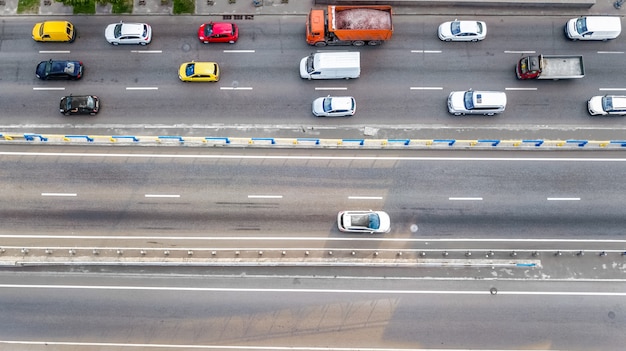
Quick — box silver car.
[337,210,390,234]
[438,20,487,42]
[588,95,626,116]
[312,96,356,117]
[448,90,506,116]
[105,22,152,45]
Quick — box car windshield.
[450,22,461,35]
[463,91,475,110]
[323,98,333,112]
[368,213,380,229]
[113,24,123,38]
[205,23,214,36]
[575,17,588,35]
[602,96,613,111]
[185,63,195,77]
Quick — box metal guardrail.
[2,133,626,150]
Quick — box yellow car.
[178,61,220,82]
[32,21,76,42]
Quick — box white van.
[565,16,621,41]
[300,52,360,80]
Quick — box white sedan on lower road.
[337,210,390,234]
[438,20,487,42]
[312,96,356,117]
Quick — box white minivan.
[300,52,360,80]
[565,16,621,41]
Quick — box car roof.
[327,96,353,110]
[120,23,145,35]
[457,21,481,33]
[189,62,218,74]
[471,91,506,107]
[210,22,234,34]
[608,96,626,110]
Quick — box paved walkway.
[0,0,623,16]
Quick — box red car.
[198,22,239,44]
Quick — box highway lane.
[2,16,626,134]
[1,147,626,246]
[0,272,624,350]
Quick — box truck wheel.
[367,41,381,46]
[352,40,365,46]
[314,42,327,47]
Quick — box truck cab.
[516,55,540,79]
[306,9,326,46]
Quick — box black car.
[36,59,83,80]
[59,95,99,116]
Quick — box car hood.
[438,22,453,37]
[104,24,116,40]
[588,96,605,115]
[312,97,325,114]
[448,91,466,110]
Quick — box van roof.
[581,16,621,32]
[314,52,360,69]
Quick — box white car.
[448,90,507,116]
[588,95,626,116]
[438,20,487,42]
[105,22,152,45]
[337,210,390,234]
[312,96,356,117]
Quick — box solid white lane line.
[599,88,626,91]
[348,196,383,200]
[547,197,580,201]
[1,235,625,243]
[126,87,158,90]
[504,50,536,54]
[223,50,255,53]
[145,194,180,198]
[315,87,348,90]
[0,285,625,297]
[33,87,65,91]
[505,87,537,91]
[410,87,443,90]
[41,193,77,197]
[4,152,626,163]
[130,50,162,54]
[248,195,283,199]
[449,197,483,201]
[411,50,442,53]
[220,87,253,90]
[597,51,624,54]
[39,50,70,54]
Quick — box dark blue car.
[36,59,83,80]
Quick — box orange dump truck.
[306,5,393,47]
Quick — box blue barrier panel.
[158,136,184,143]
[567,140,588,147]
[251,138,276,144]
[24,134,48,142]
[522,139,544,147]
[65,135,93,142]
[610,140,626,147]
[205,137,231,144]
[296,138,320,145]
[433,139,456,146]
[478,139,501,146]
[112,135,140,142]
[342,139,365,145]
[516,263,537,267]
[388,139,411,146]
